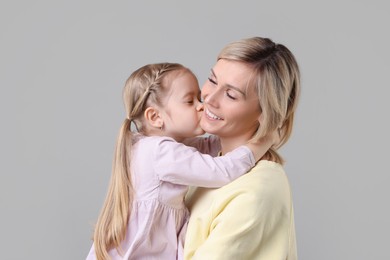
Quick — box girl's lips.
[205,109,223,120]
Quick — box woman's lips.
[205,109,223,120]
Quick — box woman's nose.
[202,87,218,107]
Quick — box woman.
[184,37,300,260]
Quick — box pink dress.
[86,135,255,260]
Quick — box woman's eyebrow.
[211,69,246,97]
[226,84,246,97]
[210,69,217,79]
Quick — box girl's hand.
[246,130,279,162]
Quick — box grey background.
[1,0,389,259]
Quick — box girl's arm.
[154,137,273,188]
[183,131,278,160]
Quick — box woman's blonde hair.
[218,37,301,164]
[93,63,189,260]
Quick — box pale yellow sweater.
[184,160,297,260]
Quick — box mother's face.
[200,59,261,141]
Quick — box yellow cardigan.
[184,160,297,260]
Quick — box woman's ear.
[144,107,164,129]
[257,113,264,125]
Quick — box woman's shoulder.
[188,160,293,219]
[219,160,292,204]
[250,160,287,180]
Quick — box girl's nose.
[196,102,204,112]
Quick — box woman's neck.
[219,135,251,155]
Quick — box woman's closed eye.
[208,77,217,85]
[226,89,237,100]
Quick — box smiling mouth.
[205,109,223,120]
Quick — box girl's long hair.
[92,63,188,259]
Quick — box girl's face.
[161,71,205,142]
[200,59,261,144]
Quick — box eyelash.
[208,77,217,85]
[226,90,236,100]
[207,77,237,100]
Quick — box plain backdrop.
[1,0,389,259]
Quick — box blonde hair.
[93,63,189,260]
[218,37,301,164]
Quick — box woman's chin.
[200,120,221,134]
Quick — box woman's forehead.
[213,60,253,82]
[213,59,256,93]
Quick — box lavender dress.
[86,135,254,260]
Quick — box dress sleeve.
[190,193,292,260]
[153,138,255,187]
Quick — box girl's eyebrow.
[211,69,246,97]
[181,89,200,99]
[182,92,195,98]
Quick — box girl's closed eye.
[185,96,198,105]
[186,100,194,104]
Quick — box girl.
[87,63,274,260]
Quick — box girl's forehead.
[165,69,196,85]
[165,71,200,98]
